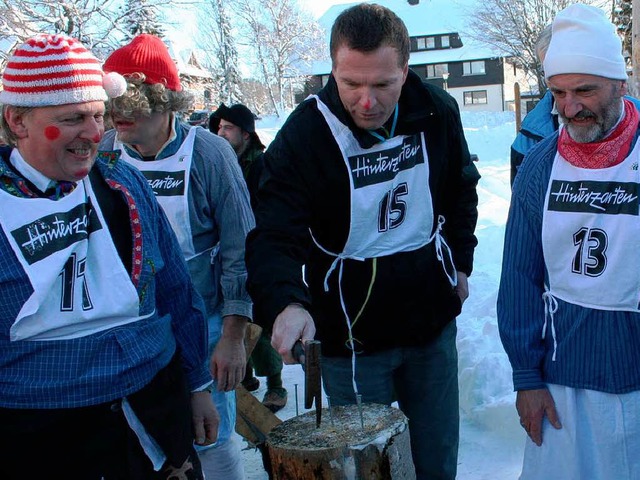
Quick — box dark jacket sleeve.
[246,153,265,211]
[245,110,315,328]
[440,94,480,276]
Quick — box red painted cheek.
[44,126,60,140]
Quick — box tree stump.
[266,403,415,480]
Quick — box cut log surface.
[267,403,415,480]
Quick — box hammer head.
[292,340,322,427]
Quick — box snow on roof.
[311,0,503,75]
[165,39,213,79]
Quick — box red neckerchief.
[558,99,638,169]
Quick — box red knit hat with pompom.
[103,34,182,91]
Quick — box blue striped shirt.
[0,149,210,408]
[497,131,640,394]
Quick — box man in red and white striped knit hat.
[0,34,218,479]
[499,4,640,479]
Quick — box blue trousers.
[321,321,459,480]
[204,312,236,446]
[195,313,244,480]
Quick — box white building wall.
[502,60,531,114]
[446,84,504,112]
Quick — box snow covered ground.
[239,110,525,479]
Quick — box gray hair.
[0,105,32,146]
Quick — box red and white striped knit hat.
[0,34,126,107]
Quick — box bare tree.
[463,0,609,94]
[122,0,166,41]
[0,3,25,70]
[240,78,271,115]
[233,0,325,116]
[611,0,632,64]
[0,0,173,58]
[197,0,243,105]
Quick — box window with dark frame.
[415,36,436,51]
[463,90,488,105]
[426,64,449,78]
[463,60,486,75]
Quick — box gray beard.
[565,122,606,144]
[560,99,623,144]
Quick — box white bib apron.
[312,96,457,287]
[313,96,434,261]
[542,139,640,312]
[540,136,640,360]
[115,128,199,260]
[0,179,147,341]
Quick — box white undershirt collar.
[9,149,54,192]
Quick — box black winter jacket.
[246,70,480,356]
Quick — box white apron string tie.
[542,289,559,361]
[429,215,458,287]
[309,229,364,399]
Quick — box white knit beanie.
[544,3,627,81]
[0,34,126,107]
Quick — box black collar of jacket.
[317,69,441,149]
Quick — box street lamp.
[442,72,450,91]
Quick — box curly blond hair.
[107,73,193,119]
